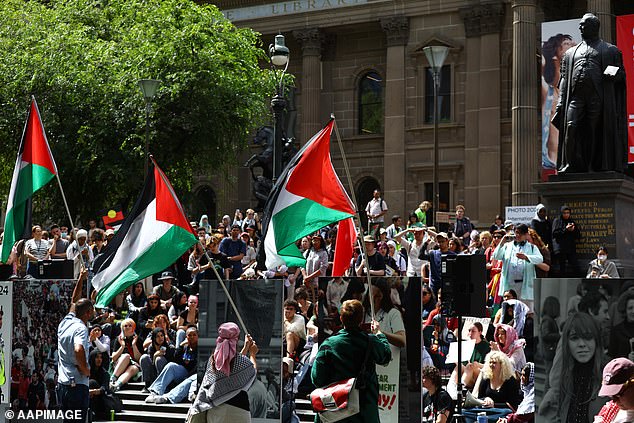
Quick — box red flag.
[617,14,634,163]
[332,218,357,277]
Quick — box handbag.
[310,335,372,422]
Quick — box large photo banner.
[617,14,634,163]
[0,282,12,405]
[540,19,581,179]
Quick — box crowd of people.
[2,192,633,423]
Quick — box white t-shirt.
[284,313,306,341]
[365,198,388,223]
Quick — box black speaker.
[37,259,74,279]
[440,254,487,317]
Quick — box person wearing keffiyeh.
[187,322,258,423]
[492,324,527,374]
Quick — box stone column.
[511,0,539,205]
[587,0,612,42]
[380,16,409,218]
[293,28,324,145]
[460,2,504,222]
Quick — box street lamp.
[269,34,289,182]
[138,79,161,175]
[423,45,449,220]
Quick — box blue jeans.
[164,374,196,403]
[175,329,186,347]
[140,354,168,387]
[56,383,89,423]
[149,362,188,395]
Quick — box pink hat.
[599,358,634,397]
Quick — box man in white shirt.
[283,299,306,360]
[365,190,388,235]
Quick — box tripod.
[451,314,466,423]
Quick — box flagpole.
[200,241,249,335]
[54,175,87,285]
[332,116,375,321]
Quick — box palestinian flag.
[1,97,57,262]
[92,158,196,307]
[260,119,355,269]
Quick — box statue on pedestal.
[552,13,627,173]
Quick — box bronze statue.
[552,13,627,173]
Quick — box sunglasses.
[493,235,503,239]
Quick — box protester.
[587,247,620,279]
[110,318,143,392]
[125,282,147,322]
[311,299,391,423]
[145,326,199,404]
[362,278,405,348]
[530,204,552,249]
[283,299,306,361]
[552,205,581,277]
[492,223,543,309]
[491,324,526,373]
[422,365,453,423]
[463,351,522,421]
[57,298,95,423]
[188,323,258,422]
[594,358,634,423]
[450,205,474,243]
[88,350,116,420]
[25,225,49,277]
[219,224,247,278]
[140,327,176,392]
[497,362,535,423]
[176,295,199,346]
[539,312,608,421]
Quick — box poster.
[0,282,11,404]
[616,14,634,163]
[377,346,399,423]
[505,206,536,225]
[540,19,582,179]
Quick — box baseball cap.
[598,358,634,397]
[436,232,449,240]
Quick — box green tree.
[0,0,274,225]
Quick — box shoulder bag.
[310,335,372,423]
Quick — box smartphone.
[360,322,372,333]
[629,337,634,352]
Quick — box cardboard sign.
[377,346,400,423]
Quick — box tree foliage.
[0,0,274,224]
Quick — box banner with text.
[617,14,634,163]
[377,346,399,423]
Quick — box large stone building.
[197,0,633,231]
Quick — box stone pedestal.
[534,172,634,276]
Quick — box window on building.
[424,65,451,124]
[424,182,450,211]
[358,72,383,135]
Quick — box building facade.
[197,0,632,229]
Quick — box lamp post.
[423,46,449,219]
[138,79,161,175]
[269,34,290,182]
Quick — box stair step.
[115,410,187,423]
[123,398,191,412]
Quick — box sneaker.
[155,396,169,404]
[111,382,122,393]
[141,387,150,393]
[145,394,157,403]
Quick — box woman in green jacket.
[311,299,392,423]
